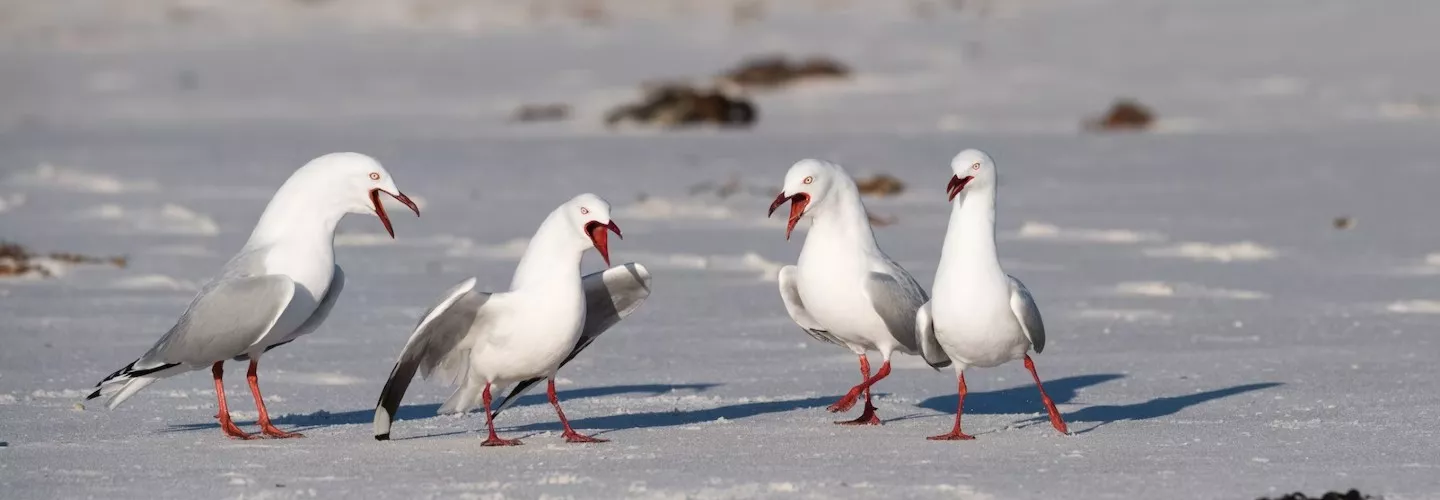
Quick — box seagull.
[85,152,420,439]
[768,159,950,425]
[372,193,651,445]
[916,149,1069,440]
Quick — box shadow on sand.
[914,374,1280,433]
[913,374,1125,417]
[163,375,1282,438]
[163,383,718,434]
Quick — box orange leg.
[1023,355,1070,435]
[246,359,303,439]
[928,371,975,441]
[211,362,254,440]
[835,355,881,425]
[481,383,522,447]
[827,358,892,413]
[548,379,607,443]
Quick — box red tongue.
[589,223,610,267]
[785,194,810,240]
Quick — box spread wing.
[777,265,845,347]
[1008,275,1046,353]
[913,301,950,368]
[866,264,950,369]
[492,263,653,417]
[373,278,490,440]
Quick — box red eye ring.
[802,176,813,184]
[369,172,381,180]
[971,163,981,171]
[580,207,590,215]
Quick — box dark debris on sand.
[1084,98,1155,132]
[605,83,756,129]
[855,174,905,197]
[1258,489,1380,500]
[0,241,127,278]
[721,55,851,89]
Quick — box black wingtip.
[85,389,102,401]
[375,433,390,441]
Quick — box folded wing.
[88,274,295,408]
[866,264,950,369]
[1008,275,1046,353]
[777,265,846,347]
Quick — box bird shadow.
[1052,382,1282,433]
[906,373,1125,419]
[161,383,719,434]
[500,395,837,435]
[908,374,1281,434]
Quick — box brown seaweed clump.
[721,55,851,89]
[1084,98,1155,131]
[0,241,126,279]
[855,174,905,197]
[605,83,756,129]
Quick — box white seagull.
[917,149,1069,440]
[372,193,651,445]
[768,159,950,425]
[86,152,420,439]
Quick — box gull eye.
[802,176,814,184]
[580,207,590,215]
[971,163,981,171]
[369,172,381,180]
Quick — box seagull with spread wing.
[372,193,650,445]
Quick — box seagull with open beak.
[768,159,950,425]
[916,148,1070,440]
[86,152,420,439]
[374,193,653,445]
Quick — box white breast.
[248,242,335,352]
[470,287,586,385]
[795,248,893,353]
[931,275,1028,368]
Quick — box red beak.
[767,192,811,241]
[586,220,623,267]
[370,189,422,238]
[946,175,973,202]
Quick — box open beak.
[946,175,973,202]
[585,220,623,267]
[767,192,811,241]
[370,189,422,239]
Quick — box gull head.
[293,152,420,238]
[947,148,996,202]
[563,193,622,267]
[768,159,840,240]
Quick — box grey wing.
[1008,275,1046,353]
[240,265,345,359]
[143,275,296,368]
[866,267,951,369]
[87,274,295,407]
[914,301,950,368]
[777,265,845,347]
[494,262,653,417]
[374,278,490,440]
